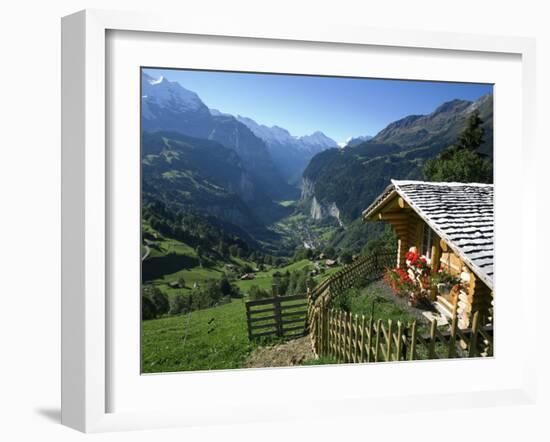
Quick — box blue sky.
[143,68,492,144]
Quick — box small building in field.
[362,180,493,329]
[240,273,255,280]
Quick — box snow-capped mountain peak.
[299,131,338,149]
[141,72,206,115]
[236,116,295,146]
[236,116,338,152]
[148,75,164,85]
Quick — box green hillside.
[143,216,342,301]
[142,299,251,372]
[302,94,494,226]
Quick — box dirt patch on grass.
[245,336,316,368]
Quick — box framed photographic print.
[61,9,537,432]
[139,66,494,374]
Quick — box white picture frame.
[61,9,537,433]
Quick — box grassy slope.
[143,222,249,297]
[142,278,437,373]
[235,259,310,292]
[234,259,342,293]
[350,284,417,325]
[343,281,452,358]
[154,263,226,297]
[141,217,346,373]
[142,299,252,373]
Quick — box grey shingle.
[363,180,494,290]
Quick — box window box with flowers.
[431,268,461,296]
[384,247,461,309]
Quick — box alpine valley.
[141,70,493,281]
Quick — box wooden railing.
[245,294,308,341]
[307,252,493,361]
[307,251,396,325]
[312,305,492,362]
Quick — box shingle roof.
[363,180,494,290]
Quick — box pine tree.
[455,111,484,151]
[424,110,492,183]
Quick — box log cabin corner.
[362,180,494,330]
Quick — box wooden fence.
[311,302,493,362]
[246,294,308,341]
[307,251,396,323]
[307,252,493,361]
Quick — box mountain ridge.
[141,72,338,188]
[235,115,338,184]
[141,71,493,256]
[369,93,493,156]
[141,72,296,200]
[141,131,291,244]
[301,93,493,226]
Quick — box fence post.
[274,296,282,338]
[317,307,322,355]
[349,312,354,362]
[409,321,417,360]
[401,324,408,361]
[342,312,348,362]
[360,315,366,362]
[343,311,348,362]
[318,300,323,356]
[367,317,374,362]
[351,313,357,362]
[374,319,381,362]
[428,319,437,359]
[468,311,480,357]
[245,303,253,341]
[337,310,343,363]
[305,287,311,334]
[321,298,327,357]
[396,321,403,361]
[386,320,393,362]
[328,309,333,359]
[448,303,458,358]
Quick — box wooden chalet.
[362,180,494,329]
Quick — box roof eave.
[391,182,494,291]
[361,183,397,220]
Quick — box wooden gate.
[245,294,308,341]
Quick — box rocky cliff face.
[310,197,343,226]
[301,177,315,200]
[301,178,343,226]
